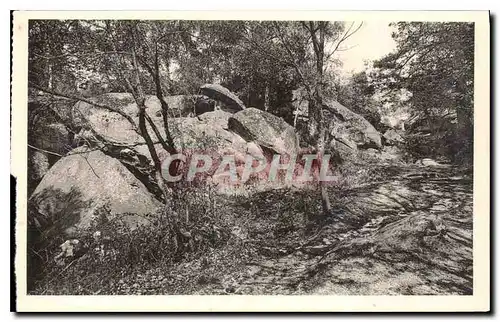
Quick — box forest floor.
[31,162,473,295]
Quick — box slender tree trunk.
[153,44,176,153]
[124,27,171,201]
[293,105,300,129]
[312,90,332,216]
[308,21,332,217]
[247,80,252,107]
[264,82,270,111]
[136,95,170,201]
[47,64,53,90]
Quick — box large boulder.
[329,135,358,161]
[161,95,198,117]
[72,95,250,163]
[71,93,136,129]
[70,94,300,190]
[73,93,197,129]
[200,84,246,112]
[197,110,232,129]
[29,147,162,238]
[228,108,299,156]
[325,100,382,150]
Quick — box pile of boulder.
[28,84,300,237]
[28,83,394,238]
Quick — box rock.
[73,94,247,178]
[167,116,245,153]
[325,100,382,149]
[71,93,136,129]
[415,158,444,167]
[29,147,162,238]
[196,110,232,129]
[28,150,50,192]
[29,97,75,130]
[329,135,358,161]
[54,239,85,265]
[200,84,246,112]
[71,93,302,190]
[32,123,71,156]
[245,141,265,160]
[228,108,299,156]
[73,93,197,129]
[194,96,216,116]
[161,95,197,117]
[383,129,404,145]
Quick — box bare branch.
[325,22,364,62]
[28,144,63,157]
[144,112,176,154]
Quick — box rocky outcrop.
[50,92,309,199]
[325,100,382,150]
[289,92,383,161]
[73,93,197,129]
[200,84,246,112]
[29,147,162,238]
[72,94,295,162]
[67,96,280,192]
[228,108,299,156]
[316,100,382,161]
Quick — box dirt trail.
[197,164,473,295]
[76,163,473,296]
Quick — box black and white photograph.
[11,10,490,312]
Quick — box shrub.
[27,184,234,294]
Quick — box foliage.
[27,184,234,294]
[335,71,387,133]
[26,20,476,296]
[370,22,474,164]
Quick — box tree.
[371,22,474,163]
[28,19,364,219]
[335,70,386,132]
[272,21,363,217]
[29,20,184,200]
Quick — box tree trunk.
[264,82,270,112]
[312,92,332,217]
[47,64,53,90]
[126,30,171,201]
[308,21,332,217]
[293,105,300,129]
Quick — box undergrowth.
[28,162,385,295]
